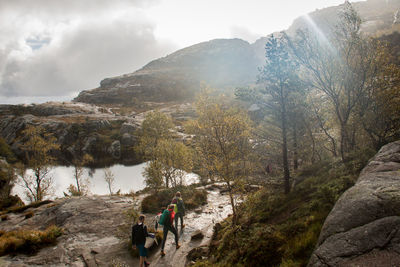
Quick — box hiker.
[154,207,164,231]
[159,205,180,256]
[132,215,151,267]
[171,191,185,230]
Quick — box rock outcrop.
[0,196,137,266]
[0,185,233,266]
[308,140,400,266]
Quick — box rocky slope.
[73,0,400,106]
[74,38,260,105]
[0,102,195,166]
[308,140,400,266]
[0,185,232,266]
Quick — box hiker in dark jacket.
[132,215,150,267]
[159,205,180,257]
[171,191,185,230]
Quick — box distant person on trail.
[132,215,152,267]
[159,205,180,256]
[171,191,186,230]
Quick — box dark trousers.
[161,224,178,251]
[175,212,184,229]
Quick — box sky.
[0,0,346,104]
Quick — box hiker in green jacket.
[159,205,180,256]
[171,191,186,230]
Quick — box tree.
[138,110,193,190]
[103,168,115,196]
[69,153,93,196]
[136,111,174,160]
[357,40,400,149]
[188,92,253,225]
[239,33,301,194]
[289,2,382,161]
[143,139,193,189]
[17,126,60,202]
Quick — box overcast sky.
[0,0,346,104]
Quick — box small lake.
[13,163,199,201]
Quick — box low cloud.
[0,0,176,101]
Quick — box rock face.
[0,102,141,166]
[0,196,137,266]
[308,141,400,266]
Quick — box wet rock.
[191,230,204,241]
[308,140,400,266]
[0,196,136,266]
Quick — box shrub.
[4,200,52,215]
[141,186,207,213]
[201,159,361,266]
[0,225,63,256]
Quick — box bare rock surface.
[308,140,400,267]
[0,186,232,266]
[0,195,137,266]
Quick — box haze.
[0,0,346,104]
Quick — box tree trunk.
[293,123,298,170]
[282,110,291,194]
[227,181,237,226]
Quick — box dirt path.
[146,188,231,267]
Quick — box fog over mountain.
[0,0,347,104]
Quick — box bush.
[141,186,207,213]
[200,159,361,267]
[0,225,63,256]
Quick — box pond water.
[13,163,199,201]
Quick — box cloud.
[0,0,176,101]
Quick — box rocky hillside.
[308,140,400,266]
[73,0,400,106]
[0,185,232,266]
[74,39,260,105]
[0,102,195,166]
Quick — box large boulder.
[308,141,400,266]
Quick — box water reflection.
[13,163,147,201]
[13,163,199,201]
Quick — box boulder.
[191,230,204,241]
[308,141,400,266]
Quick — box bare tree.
[103,168,115,196]
[17,126,59,202]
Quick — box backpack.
[132,224,146,245]
[173,203,178,213]
[177,198,184,213]
[158,209,170,226]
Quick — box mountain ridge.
[73,0,400,106]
